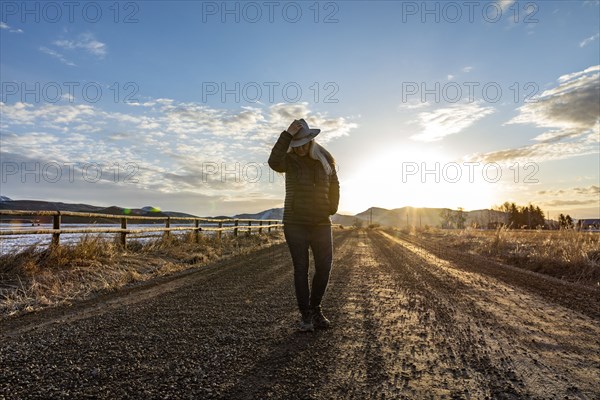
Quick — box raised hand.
[286,120,303,136]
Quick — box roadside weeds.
[0,231,285,318]
[387,226,600,286]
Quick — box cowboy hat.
[290,119,320,147]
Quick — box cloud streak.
[40,33,107,65]
[542,199,598,207]
[496,0,516,11]
[0,21,23,33]
[538,185,599,197]
[410,102,495,142]
[53,33,107,58]
[580,33,599,47]
[39,47,76,67]
[470,65,600,164]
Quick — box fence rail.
[0,210,282,248]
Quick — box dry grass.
[0,231,284,318]
[397,227,600,286]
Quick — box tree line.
[495,202,574,229]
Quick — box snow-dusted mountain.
[234,208,284,220]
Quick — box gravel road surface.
[1,228,598,399]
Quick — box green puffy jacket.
[268,131,340,225]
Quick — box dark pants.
[283,223,333,313]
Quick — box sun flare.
[340,146,498,214]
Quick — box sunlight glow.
[339,145,499,214]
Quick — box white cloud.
[469,65,600,164]
[0,100,358,198]
[398,100,431,110]
[557,65,600,83]
[508,65,599,134]
[462,66,473,73]
[410,102,495,142]
[73,123,102,133]
[1,132,59,146]
[39,47,76,67]
[536,185,600,209]
[496,0,516,11]
[61,93,75,102]
[1,102,96,127]
[259,102,357,143]
[52,33,107,58]
[580,33,600,48]
[469,136,598,165]
[538,186,600,197]
[41,33,108,65]
[542,199,597,207]
[0,22,23,33]
[108,132,131,141]
[531,128,583,142]
[447,74,455,80]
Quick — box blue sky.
[1,0,599,218]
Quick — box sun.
[339,145,499,214]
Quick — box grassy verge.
[0,231,285,318]
[387,226,600,286]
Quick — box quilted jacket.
[268,131,340,225]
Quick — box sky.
[1,0,599,218]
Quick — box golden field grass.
[394,226,600,286]
[0,231,285,318]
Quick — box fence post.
[218,221,223,240]
[195,219,200,243]
[258,220,263,234]
[234,219,239,237]
[120,217,127,248]
[51,213,61,247]
[247,220,252,236]
[165,217,171,239]
[268,220,271,233]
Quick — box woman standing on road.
[268,119,340,332]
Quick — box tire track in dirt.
[317,229,389,399]
[371,230,529,398]
[333,229,510,399]
[372,229,600,399]
[394,230,599,320]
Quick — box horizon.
[1,1,599,219]
[0,196,597,220]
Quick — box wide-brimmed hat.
[290,119,320,147]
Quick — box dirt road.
[1,229,598,399]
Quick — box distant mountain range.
[342,206,507,228]
[0,199,198,224]
[0,198,283,224]
[234,207,284,221]
[0,198,508,227]
[216,205,508,228]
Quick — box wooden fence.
[0,210,282,249]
